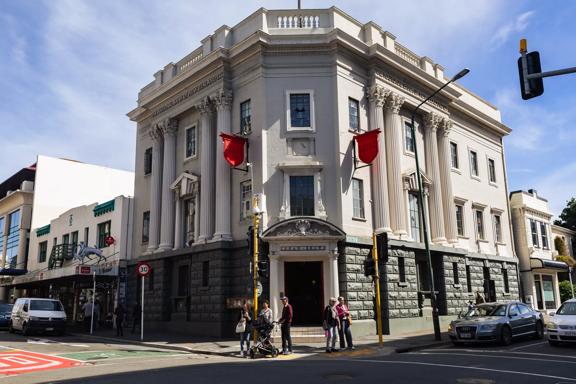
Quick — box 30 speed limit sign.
[137,262,152,277]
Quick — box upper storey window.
[185,126,197,159]
[144,147,152,175]
[240,100,252,135]
[469,150,479,178]
[290,176,315,216]
[348,98,360,132]
[287,90,315,131]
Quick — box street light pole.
[410,68,469,341]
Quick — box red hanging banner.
[354,129,381,164]
[220,133,247,167]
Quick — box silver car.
[448,301,544,346]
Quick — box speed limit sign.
[137,262,152,277]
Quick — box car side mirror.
[23,305,28,312]
[549,312,556,317]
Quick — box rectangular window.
[530,219,539,248]
[38,241,48,263]
[202,261,209,287]
[404,123,415,153]
[97,221,111,248]
[71,231,79,246]
[455,204,464,237]
[62,234,69,245]
[502,268,510,293]
[177,265,189,296]
[540,222,549,249]
[0,217,4,257]
[466,265,472,293]
[240,181,252,220]
[493,214,502,243]
[488,158,496,183]
[84,227,89,246]
[289,176,314,216]
[470,150,479,177]
[542,274,556,309]
[142,211,150,243]
[450,142,459,169]
[185,126,197,158]
[409,192,421,242]
[475,209,485,240]
[289,93,311,128]
[352,178,365,219]
[348,98,360,131]
[144,147,152,175]
[4,210,21,269]
[453,263,460,285]
[398,257,406,283]
[240,100,252,134]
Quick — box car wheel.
[22,322,30,336]
[548,340,561,347]
[533,321,544,340]
[500,326,512,346]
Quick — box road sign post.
[136,262,152,341]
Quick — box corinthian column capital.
[424,112,442,132]
[441,118,453,137]
[366,85,389,107]
[198,96,213,115]
[385,92,405,114]
[148,125,162,141]
[160,118,179,137]
[214,89,233,111]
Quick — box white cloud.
[490,10,535,48]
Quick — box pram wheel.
[271,347,278,358]
[249,349,256,359]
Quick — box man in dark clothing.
[131,303,141,334]
[114,304,126,337]
[278,296,293,354]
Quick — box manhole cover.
[323,373,354,381]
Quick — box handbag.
[348,314,353,325]
[235,318,246,334]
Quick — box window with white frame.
[287,90,314,131]
[352,178,365,219]
[488,158,497,183]
[540,222,549,249]
[450,142,459,169]
[185,126,197,158]
[530,219,539,248]
[240,181,252,220]
[455,203,465,237]
[409,192,421,242]
[493,213,502,243]
[348,98,360,131]
[475,208,485,240]
[289,176,315,216]
[404,122,415,153]
[240,100,252,135]
[469,150,479,177]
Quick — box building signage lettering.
[280,245,326,252]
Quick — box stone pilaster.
[147,126,163,253]
[424,112,446,244]
[213,89,233,241]
[173,197,182,250]
[438,118,458,243]
[367,85,392,234]
[198,97,215,243]
[158,118,178,251]
[384,92,407,238]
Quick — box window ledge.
[496,242,507,246]
[184,155,198,164]
[477,239,489,243]
[501,292,511,297]
[397,282,408,288]
[453,284,462,289]
[404,150,415,158]
[489,181,498,188]
[458,235,469,240]
[348,128,362,134]
[471,175,481,182]
[144,173,151,178]
[352,217,367,222]
[451,168,461,175]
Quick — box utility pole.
[372,232,383,347]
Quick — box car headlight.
[547,322,558,330]
[479,324,498,331]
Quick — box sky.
[1,0,575,216]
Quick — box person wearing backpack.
[323,297,340,353]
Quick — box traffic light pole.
[252,196,260,344]
[372,232,384,347]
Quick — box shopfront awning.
[0,268,27,276]
[530,257,569,271]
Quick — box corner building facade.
[128,7,519,337]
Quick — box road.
[1,331,576,383]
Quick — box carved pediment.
[171,172,199,198]
[262,217,345,241]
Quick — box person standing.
[131,303,141,334]
[278,296,293,355]
[259,300,272,325]
[323,297,340,353]
[114,303,126,337]
[336,296,354,350]
[82,300,93,332]
[239,302,253,357]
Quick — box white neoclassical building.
[128,6,518,337]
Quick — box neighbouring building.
[551,224,576,260]
[127,6,519,337]
[1,155,134,305]
[510,189,567,312]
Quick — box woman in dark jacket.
[239,302,253,357]
[323,297,340,353]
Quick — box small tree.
[555,197,576,231]
[559,280,575,303]
[555,236,569,256]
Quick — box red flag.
[220,133,247,167]
[354,129,381,164]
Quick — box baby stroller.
[249,321,279,359]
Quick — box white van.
[9,298,67,336]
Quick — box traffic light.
[364,258,376,277]
[518,39,544,100]
[257,261,268,279]
[376,232,389,263]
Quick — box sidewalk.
[68,327,449,358]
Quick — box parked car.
[9,298,67,336]
[547,298,576,346]
[0,303,13,329]
[448,301,544,346]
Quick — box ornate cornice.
[384,92,405,114]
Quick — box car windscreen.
[489,304,508,316]
[30,300,64,312]
[465,305,495,317]
[557,302,576,315]
[0,304,13,313]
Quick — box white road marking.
[27,338,90,348]
[509,341,547,351]
[413,351,576,365]
[336,358,576,382]
[439,348,576,360]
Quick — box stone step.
[270,326,326,344]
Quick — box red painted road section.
[0,350,80,375]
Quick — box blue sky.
[1,0,575,216]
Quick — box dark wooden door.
[284,262,323,325]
